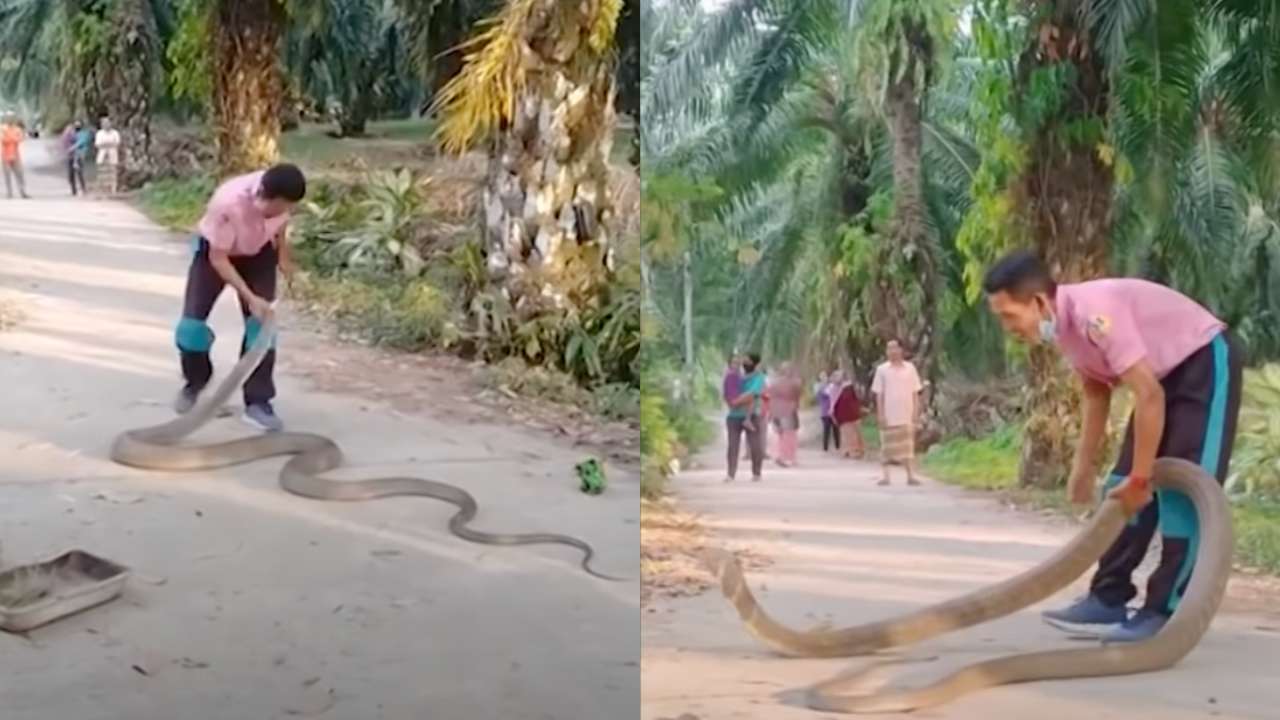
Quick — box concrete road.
[0,141,639,720]
[642,426,1280,720]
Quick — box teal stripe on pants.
[1165,333,1229,612]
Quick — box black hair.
[260,163,307,202]
[982,249,1057,298]
[743,352,762,372]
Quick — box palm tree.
[853,0,957,406]
[212,0,286,175]
[431,0,624,314]
[287,0,410,137]
[395,0,500,106]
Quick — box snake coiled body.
[703,458,1231,712]
[110,315,619,581]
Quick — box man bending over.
[174,164,305,432]
[983,250,1242,643]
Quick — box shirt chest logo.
[1086,314,1111,345]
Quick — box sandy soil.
[641,418,1280,720]
[0,142,638,720]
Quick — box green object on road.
[576,458,606,495]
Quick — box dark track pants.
[175,238,278,405]
[822,417,840,451]
[68,156,86,195]
[726,415,764,478]
[1090,332,1243,615]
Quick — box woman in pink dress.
[768,362,803,466]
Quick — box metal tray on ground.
[0,550,130,633]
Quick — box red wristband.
[1128,475,1150,490]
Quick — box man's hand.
[279,257,298,297]
[1067,466,1095,506]
[1107,475,1155,515]
[246,294,273,321]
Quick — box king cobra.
[111,313,620,581]
[702,458,1231,712]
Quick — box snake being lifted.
[702,457,1231,712]
[111,313,620,581]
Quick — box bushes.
[1228,364,1280,499]
[292,272,459,350]
[641,388,679,498]
[293,168,640,392]
[922,423,1023,490]
[137,174,216,230]
[639,360,716,498]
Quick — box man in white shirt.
[94,116,122,196]
[871,339,923,486]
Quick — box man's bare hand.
[1067,467,1095,507]
[246,294,273,321]
[1108,476,1154,516]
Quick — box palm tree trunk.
[1015,3,1114,488]
[102,0,158,188]
[213,0,286,176]
[876,40,941,438]
[682,249,694,370]
[482,1,617,315]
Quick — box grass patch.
[282,119,435,177]
[290,271,457,352]
[136,174,216,231]
[1234,499,1280,574]
[925,425,1280,576]
[922,425,1022,491]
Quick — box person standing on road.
[725,353,766,483]
[769,362,802,467]
[983,249,1243,643]
[815,370,839,452]
[63,120,90,196]
[871,339,923,486]
[722,354,743,410]
[831,371,865,459]
[173,164,306,432]
[2,114,30,199]
[94,116,122,196]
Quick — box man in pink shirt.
[174,164,307,431]
[984,250,1242,643]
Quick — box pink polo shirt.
[1054,279,1225,385]
[197,171,290,257]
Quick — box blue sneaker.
[1102,609,1169,643]
[1041,594,1128,634]
[242,402,284,433]
[173,386,200,415]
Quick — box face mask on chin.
[1037,296,1057,344]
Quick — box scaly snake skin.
[702,458,1231,712]
[111,314,620,581]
